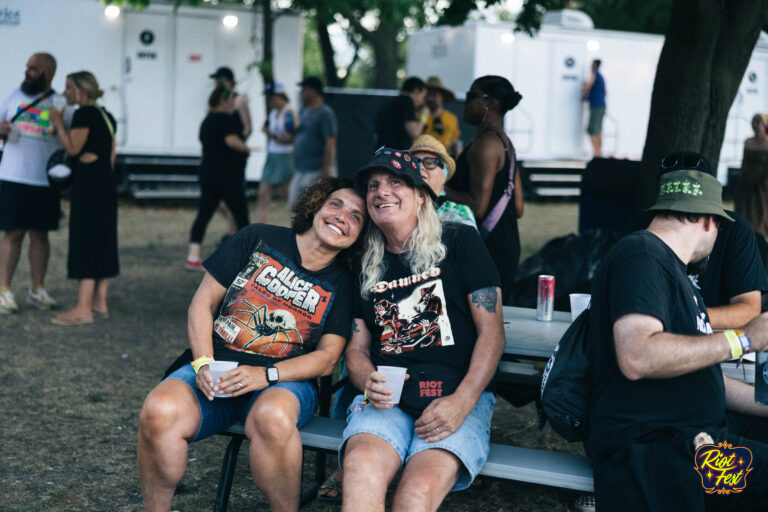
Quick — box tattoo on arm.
[351,320,360,334]
[471,287,497,313]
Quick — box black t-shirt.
[353,223,500,372]
[587,230,725,457]
[199,112,244,180]
[375,95,417,149]
[688,210,768,307]
[203,224,353,367]
[71,106,116,160]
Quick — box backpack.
[540,307,592,442]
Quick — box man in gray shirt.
[288,77,337,208]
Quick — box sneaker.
[27,287,58,310]
[185,258,205,271]
[0,288,20,314]
[574,494,596,512]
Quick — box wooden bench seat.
[214,416,593,511]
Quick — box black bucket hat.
[354,147,437,201]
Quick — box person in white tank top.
[256,81,296,223]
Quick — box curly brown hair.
[290,177,366,267]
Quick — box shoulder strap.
[480,135,517,236]
[10,90,54,123]
[96,106,115,140]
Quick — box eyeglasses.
[465,91,492,101]
[660,154,706,171]
[413,156,443,170]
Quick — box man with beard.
[0,53,63,313]
[587,165,768,510]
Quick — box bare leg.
[590,134,603,158]
[0,229,26,288]
[92,278,109,315]
[245,388,304,512]
[342,433,402,512]
[254,182,274,224]
[187,242,201,262]
[138,379,201,512]
[391,449,461,512]
[53,279,95,322]
[27,230,50,290]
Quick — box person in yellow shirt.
[424,76,461,155]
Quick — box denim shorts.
[166,364,318,442]
[339,391,495,490]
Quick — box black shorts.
[0,180,60,231]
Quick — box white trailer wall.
[0,0,303,181]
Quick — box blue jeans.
[340,391,496,490]
[166,364,318,442]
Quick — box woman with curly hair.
[138,177,366,512]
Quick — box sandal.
[316,474,342,503]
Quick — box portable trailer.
[0,0,303,197]
[406,9,768,187]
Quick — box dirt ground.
[1,197,585,512]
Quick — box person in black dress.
[445,75,524,304]
[186,86,252,269]
[49,71,117,326]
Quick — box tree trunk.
[316,10,342,87]
[367,21,400,89]
[638,0,766,209]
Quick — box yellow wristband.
[724,330,743,359]
[192,355,215,374]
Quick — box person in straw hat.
[424,76,462,155]
[410,134,475,228]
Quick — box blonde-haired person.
[49,71,118,325]
[410,134,476,229]
[736,114,768,238]
[339,148,504,511]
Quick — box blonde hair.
[360,195,446,298]
[67,71,104,101]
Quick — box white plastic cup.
[52,95,67,111]
[377,365,407,404]
[569,293,591,322]
[209,360,238,398]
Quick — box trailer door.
[123,12,173,152]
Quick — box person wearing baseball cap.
[409,135,476,228]
[341,147,503,509]
[586,156,768,510]
[423,76,461,154]
[288,76,337,209]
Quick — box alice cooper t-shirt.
[203,224,353,367]
[354,223,500,373]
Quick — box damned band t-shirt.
[354,223,500,373]
[204,224,353,367]
[587,231,725,458]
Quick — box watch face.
[267,367,279,382]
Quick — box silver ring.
[435,426,440,433]
[238,382,243,389]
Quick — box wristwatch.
[266,365,279,385]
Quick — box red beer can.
[537,275,555,321]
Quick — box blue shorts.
[165,364,318,442]
[339,391,495,490]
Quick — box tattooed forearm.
[471,287,497,313]
[351,320,360,333]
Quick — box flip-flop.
[51,315,94,326]
[316,474,342,503]
[92,310,110,319]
